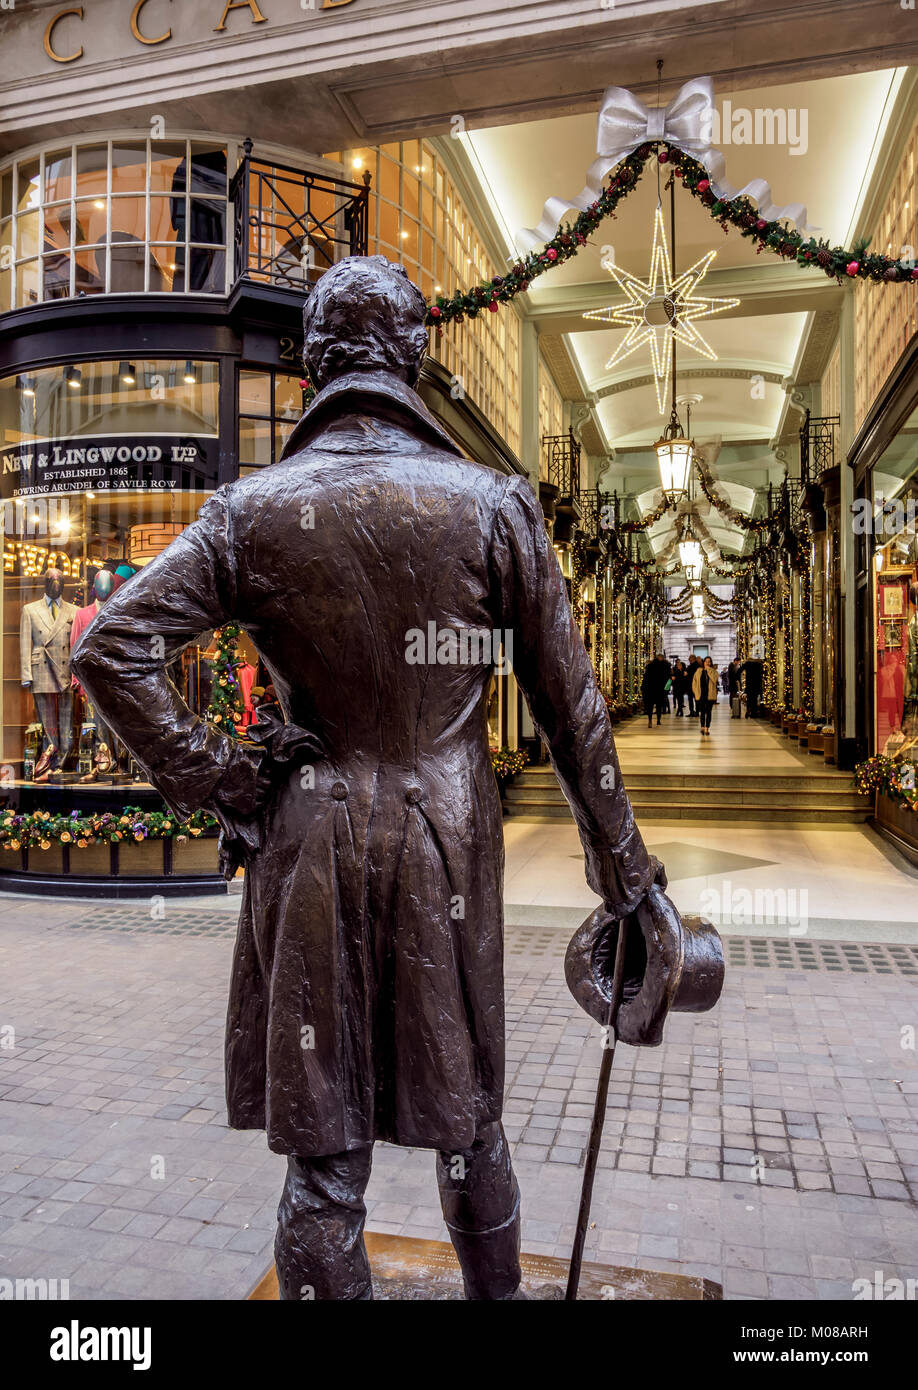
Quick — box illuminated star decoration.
[585,205,740,414]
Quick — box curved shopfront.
[0,129,525,895]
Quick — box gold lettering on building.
[44,6,84,64]
[131,0,172,46]
[214,0,268,32]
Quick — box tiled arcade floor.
[1,902,916,1301]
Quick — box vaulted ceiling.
[460,66,907,561]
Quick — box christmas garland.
[619,494,673,533]
[423,140,917,332]
[206,624,247,737]
[0,805,218,852]
[853,755,918,813]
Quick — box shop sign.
[0,435,218,497]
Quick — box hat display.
[564,885,725,1047]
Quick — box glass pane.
[402,170,419,222]
[184,246,224,293]
[189,144,227,196]
[377,155,398,205]
[44,150,72,204]
[0,263,10,313]
[73,198,108,248]
[73,247,105,295]
[106,238,147,291]
[43,202,73,251]
[274,374,304,420]
[17,159,40,213]
[148,141,187,196]
[0,170,11,220]
[110,142,148,195]
[239,370,270,415]
[275,421,296,458]
[148,245,181,292]
[149,194,180,243]
[240,417,272,468]
[16,210,39,259]
[42,251,71,300]
[16,259,39,305]
[75,145,108,199]
[109,196,146,243]
[188,198,224,245]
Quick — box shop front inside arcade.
[0,355,236,893]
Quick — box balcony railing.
[542,430,581,501]
[230,139,370,292]
[799,411,840,484]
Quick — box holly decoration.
[206,623,247,737]
[853,755,918,813]
[424,142,917,330]
[0,805,217,852]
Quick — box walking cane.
[565,915,628,1301]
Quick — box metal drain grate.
[57,907,238,937]
[40,913,918,978]
[725,936,918,976]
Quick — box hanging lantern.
[655,405,694,505]
[691,597,705,621]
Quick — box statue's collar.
[279,369,464,461]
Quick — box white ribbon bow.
[517,76,813,253]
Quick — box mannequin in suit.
[71,570,117,781]
[20,568,77,778]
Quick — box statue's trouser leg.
[275,1146,374,1300]
[436,1120,523,1300]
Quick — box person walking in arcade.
[692,655,719,737]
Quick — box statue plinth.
[249,1232,722,1301]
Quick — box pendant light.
[652,179,695,505]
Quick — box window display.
[1,357,222,793]
[872,405,918,759]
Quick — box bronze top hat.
[565,884,725,1048]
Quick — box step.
[505,786,868,810]
[505,802,870,824]
[513,770,857,792]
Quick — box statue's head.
[302,255,429,390]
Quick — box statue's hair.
[302,255,429,388]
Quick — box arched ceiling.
[460,66,905,567]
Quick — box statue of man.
[72,255,680,1300]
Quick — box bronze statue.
[72,255,720,1300]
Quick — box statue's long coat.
[73,371,654,1157]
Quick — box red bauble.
[911,267,918,280]
[487,300,498,312]
[756,219,767,231]
[430,306,442,319]
[846,261,860,276]
[546,247,558,261]
[697,178,710,192]
[658,149,669,164]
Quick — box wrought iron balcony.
[799,410,840,484]
[230,139,370,292]
[542,430,581,503]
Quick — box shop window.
[330,138,522,459]
[0,358,222,788]
[238,369,306,473]
[871,408,918,762]
[0,138,228,309]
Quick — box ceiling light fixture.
[65,364,82,389]
[120,361,136,385]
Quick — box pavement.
[1,898,917,1301]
